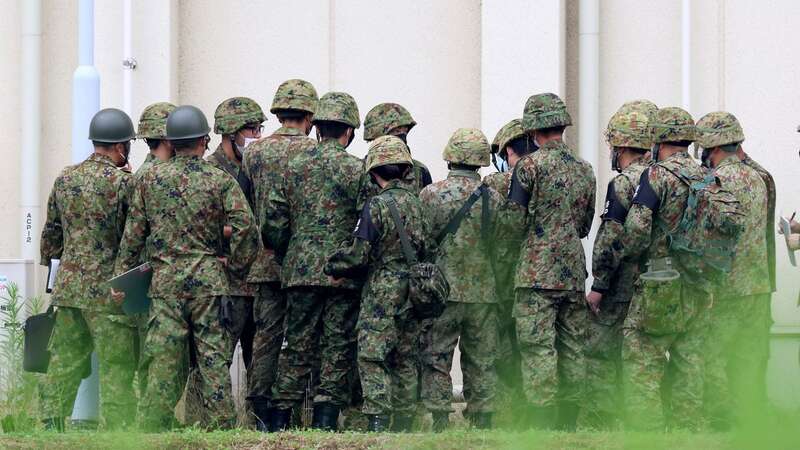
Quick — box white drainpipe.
[578,0,599,172]
[20,0,42,262]
[70,0,101,425]
[682,0,691,112]
[122,0,135,116]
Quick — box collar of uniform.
[660,150,691,163]
[381,178,412,194]
[538,139,568,152]
[273,126,304,137]
[715,153,740,169]
[88,152,118,167]
[319,138,345,153]
[210,143,239,173]
[626,156,650,172]
[447,169,481,180]
[172,153,202,162]
[143,153,156,165]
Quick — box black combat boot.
[248,396,271,432]
[431,411,450,432]
[390,414,414,432]
[311,402,339,431]
[470,412,493,430]
[366,414,391,432]
[556,401,579,431]
[42,416,65,432]
[269,408,291,432]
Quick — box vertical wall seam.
[718,0,726,110]
[329,0,336,90]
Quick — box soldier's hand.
[223,225,233,239]
[791,219,800,234]
[328,275,344,287]
[586,291,603,315]
[111,288,126,304]
[789,234,800,251]
[217,256,229,267]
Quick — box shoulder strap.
[436,185,489,245]
[385,197,419,265]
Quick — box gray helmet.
[166,105,211,140]
[88,108,135,143]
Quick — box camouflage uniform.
[485,119,527,394]
[264,92,363,415]
[325,136,428,418]
[621,107,709,431]
[420,128,503,417]
[509,94,595,417]
[695,112,770,428]
[582,106,654,429]
[363,103,433,194]
[115,115,260,430]
[242,79,320,415]
[39,152,137,429]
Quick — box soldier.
[208,97,266,371]
[696,112,770,430]
[363,103,433,193]
[420,128,504,431]
[242,79,319,431]
[508,93,596,430]
[621,107,708,431]
[264,92,363,431]
[484,119,535,398]
[114,105,259,431]
[325,136,429,432]
[39,108,138,431]
[582,103,655,430]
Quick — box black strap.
[385,198,419,265]
[436,185,490,245]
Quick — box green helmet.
[491,119,525,154]
[522,93,572,132]
[137,102,177,139]
[213,97,266,135]
[271,79,319,115]
[443,128,490,167]
[363,103,417,141]
[649,107,696,143]
[312,92,360,129]
[166,105,211,140]
[605,109,652,150]
[695,111,745,149]
[617,99,658,120]
[365,135,413,172]
[88,108,135,143]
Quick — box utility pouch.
[218,296,235,332]
[23,306,55,373]
[638,258,685,335]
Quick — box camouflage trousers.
[138,296,234,431]
[581,300,630,429]
[621,278,710,431]
[514,289,586,408]
[247,283,287,404]
[703,294,772,429]
[495,287,521,395]
[357,282,421,416]
[39,307,137,429]
[271,287,359,410]
[422,302,498,414]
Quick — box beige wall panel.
[331,0,482,181]
[0,0,22,258]
[178,0,331,152]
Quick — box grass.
[0,426,798,450]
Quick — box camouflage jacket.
[40,153,131,313]
[741,154,776,292]
[326,181,428,312]
[206,144,258,297]
[591,158,649,301]
[264,138,364,290]
[115,154,259,299]
[713,155,770,297]
[133,153,157,186]
[364,157,432,197]
[623,151,706,271]
[483,171,524,301]
[509,140,596,292]
[242,127,318,283]
[419,169,503,303]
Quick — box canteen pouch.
[218,296,235,332]
[638,258,685,335]
[23,306,55,373]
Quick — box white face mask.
[243,137,259,148]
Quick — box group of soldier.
[39,77,777,434]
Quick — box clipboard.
[46,259,60,293]
[779,216,796,267]
[109,263,153,315]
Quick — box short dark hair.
[171,136,204,151]
[145,138,162,150]
[276,109,310,122]
[371,163,411,181]
[507,136,536,157]
[663,140,694,148]
[617,146,648,154]
[447,162,480,172]
[316,121,350,139]
[536,126,566,136]
[720,143,739,153]
[92,140,115,148]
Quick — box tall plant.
[0,282,44,432]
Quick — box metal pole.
[20,0,42,264]
[70,0,100,427]
[682,0,692,112]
